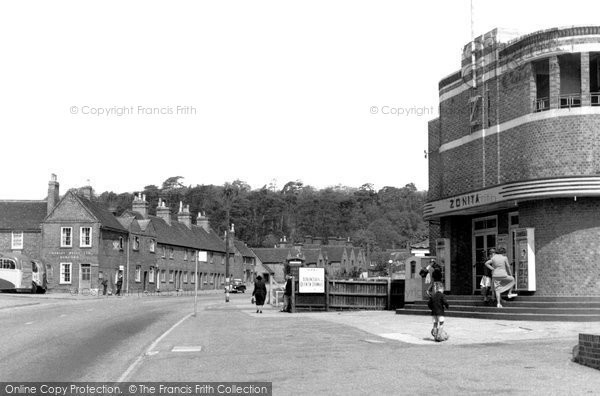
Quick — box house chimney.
[177,202,192,228]
[313,236,322,246]
[304,235,312,244]
[132,193,149,219]
[156,199,171,225]
[81,183,92,200]
[196,211,210,232]
[47,174,59,215]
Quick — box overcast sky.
[1,0,598,199]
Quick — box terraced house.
[3,175,240,294]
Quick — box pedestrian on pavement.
[116,274,123,296]
[485,247,517,308]
[427,284,449,341]
[426,260,443,297]
[479,248,495,304]
[281,275,292,313]
[101,278,108,296]
[252,275,267,313]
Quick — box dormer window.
[149,239,155,253]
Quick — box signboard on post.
[298,267,325,293]
[198,251,208,262]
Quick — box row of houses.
[252,236,369,283]
[0,175,256,294]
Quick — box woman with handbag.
[485,247,517,308]
[252,275,267,313]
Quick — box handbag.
[251,296,255,304]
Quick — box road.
[0,292,222,382]
[1,291,599,395]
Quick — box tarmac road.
[0,292,223,381]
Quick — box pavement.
[1,290,596,345]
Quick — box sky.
[1,0,599,199]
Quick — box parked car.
[231,279,246,293]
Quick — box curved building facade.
[426,26,600,296]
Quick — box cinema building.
[426,26,600,296]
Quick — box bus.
[0,252,47,293]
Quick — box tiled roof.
[321,246,347,262]
[77,195,128,232]
[193,226,227,253]
[411,239,430,249]
[302,249,322,265]
[0,201,47,230]
[233,240,254,257]
[252,248,290,264]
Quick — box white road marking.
[171,346,202,352]
[364,339,385,344]
[117,312,193,382]
[25,321,34,325]
[60,314,67,317]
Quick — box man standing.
[282,275,293,313]
[116,274,123,296]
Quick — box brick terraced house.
[4,175,244,294]
[426,26,600,296]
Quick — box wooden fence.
[293,278,404,311]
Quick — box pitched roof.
[252,248,290,264]
[302,249,322,265]
[321,246,347,262]
[192,226,227,253]
[0,201,47,231]
[411,239,430,249]
[76,195,127,232]
[233,240,254,257]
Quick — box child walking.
[427,285,449,342]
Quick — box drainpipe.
[126,235,130,294]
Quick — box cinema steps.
[395,295,600,321]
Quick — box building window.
[135,265,141,282]
[169,247,174,259]
[11,231,23,250]
[184,249,188,261]
[162,246,166,258]
[161,270,166,282]
[80,227,92,247]
[183,272,188,283]
[133,236,140,251]
[61,227,72,247]
[169,270,174,282]
[149,239,155,253]
[149,267,155,283]
[118,237,124,250]
[60,263,72,284]
[191,271,195,284]
[191,250,196,261]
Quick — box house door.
[143,271,148,291]
[80,264,91,290]
[472,216,498,292]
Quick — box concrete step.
[397,295,600,321]
[396,308,600,322]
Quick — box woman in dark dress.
[252,275,267,313]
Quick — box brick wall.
[441,216,472,295]
[575,333,600,370]
[0,231,42,260]
[519,198,600,296]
